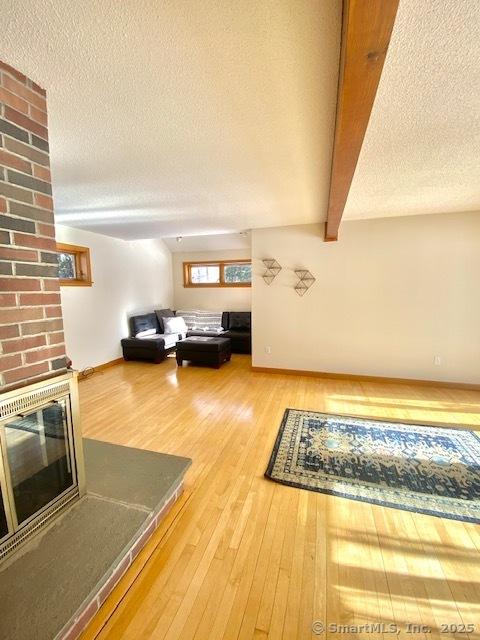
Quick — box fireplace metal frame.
[0,371,85,561]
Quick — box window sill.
[59,280,93,287]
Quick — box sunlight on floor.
[325,392,480,428]
[330,512,480,637]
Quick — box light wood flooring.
[79,355,480,640]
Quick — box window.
[224,262,252,284]
[190,264,220,285]
[58,251,76,280]
[56,243,92,287]
[183,260,251,288]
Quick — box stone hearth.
[0,438,191,640]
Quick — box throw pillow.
[163,316,188,334]
[154,308,175,332]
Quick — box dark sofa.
[120,312,177,363]
[121,309,251,363]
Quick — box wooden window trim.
[57,242,93,287]
[183,259,251,288]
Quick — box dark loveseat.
[121,309,251,363]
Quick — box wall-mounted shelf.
[294,269,315,296]
[262,259,282,285]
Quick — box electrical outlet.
[434,355,442,366]
[265,346,272,355]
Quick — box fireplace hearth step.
[0,439,191,640]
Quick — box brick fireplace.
[0,60,85,563]
[0,60,66,391]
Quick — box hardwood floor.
[79,355,480,640]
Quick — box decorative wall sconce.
[262,259,282,285]
[294,269,316,296]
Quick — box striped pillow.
[176,310,223,331]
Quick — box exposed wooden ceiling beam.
[325,0,400,241]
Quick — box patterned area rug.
[265,409,480,523]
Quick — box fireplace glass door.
[1,398,75,527]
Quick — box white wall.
[252,212,480,384]
[173,249,251,311]
[56,225,173,371]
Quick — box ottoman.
[176,336,231,368]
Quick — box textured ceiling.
[163,232,250,253]
[344,0,480,221]
[0,0,341,240]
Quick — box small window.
[56,243,92,287]
[58,252,77,280]
[183,260,251,288]
[224,263,252,284]
[190,264,220,285]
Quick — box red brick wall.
[0,60,66,391]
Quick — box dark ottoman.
[176,336,231,368]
